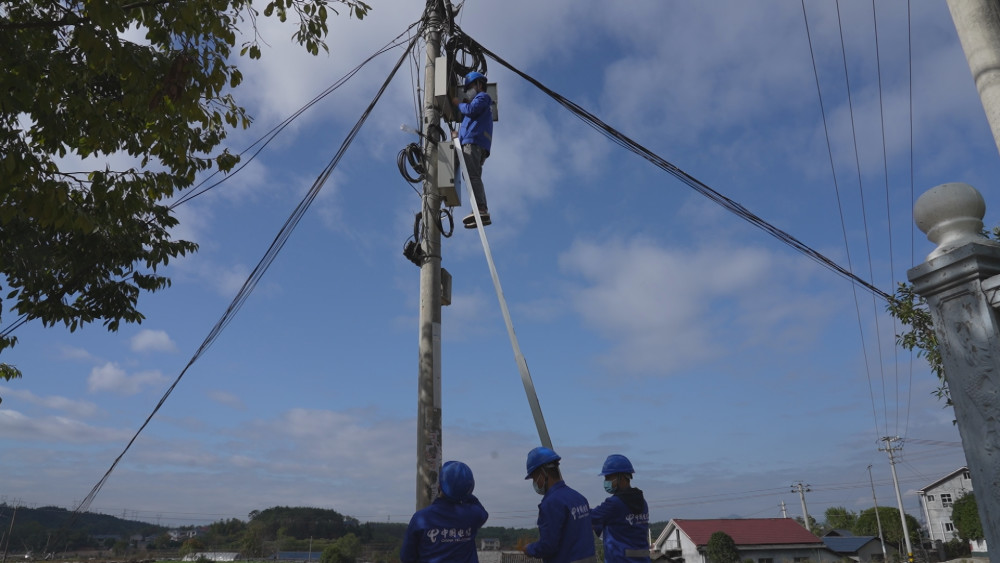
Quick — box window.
[927,494,935,501]
[963,470,971,480]
[944,522,955,532]
[941,493,953,507]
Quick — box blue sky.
[1,0,994,531]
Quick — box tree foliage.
[705,531,740,563]
[320,533,361,563]
[241,523,266,558]
[853,506,919,546]
[179,538,206,557]
[887,283,947,403]
[952,492,984,542]
[0,0,370,362]
[251,506,360,540]
[824,506,857,532]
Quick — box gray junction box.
[437,141,461,207]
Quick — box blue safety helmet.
[463,71,487,90]
[600,454,635,477]
[525,446,561,479]
[440,460,475,500]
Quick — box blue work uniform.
[526,481,596,563]
[591,487,651,563]
[457,91,493,153]
[400,494,489,563]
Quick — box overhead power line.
[172,21,422,209]
[74,22,426,516]
[801,0,879,450]
[460,31,893,303]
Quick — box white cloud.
[0,386,101,418]
[130,329,177,353]
[558,237,831,375]
[87,363,168,395]
[0,410,130,443]
[59,346,97,362]
[208,390,246,410]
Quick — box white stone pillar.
[909,182,1000,552]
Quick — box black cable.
[834,0,890,438]
[74,21,426,516]
[903,0,915,441]
[801,1,883,447]
[397,142,426,183]
[438,0,455,36]
[445,34,486,78]
[869,0,901,440]
[439,208,454,238]
[426,123,447,143]
[0,314,28,338]
[459,29,893,302]
[171,21,421,209]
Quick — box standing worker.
[451,71,493,228]
[591,454,651,563]
[401,460,489,563]
[523,447,597,563]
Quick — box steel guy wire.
[801,1,884,448]
[869,0,903,439]
[74,22,426,516]
[904,0,915,440]
[834,0,892,439]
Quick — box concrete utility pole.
[879,437,914,563]
[791,482,812,532]
[948,0,1000,157]
[908,182,1000,556]
[416,0,445,511]
[867,464,888,562]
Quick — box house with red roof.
[651,518,840,562]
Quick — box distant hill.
[0,504,166,552]
[0,504,545,555]
[249,506,360,540]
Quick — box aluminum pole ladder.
[453,137,553,450]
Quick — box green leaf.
[0,0,373,366]
[0,364,22,381]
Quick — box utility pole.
[867,464,888,562]
[947,0,1000,157]
[879,437,914,563]
[780,500,787,519]
[791,482,812,532]
[416,0,445,511]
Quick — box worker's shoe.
[463,210,490,228]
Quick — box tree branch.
[0,0,175,31]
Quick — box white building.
[916,466,987,555]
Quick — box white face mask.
[465,87,478,100]
[532,478,546,495]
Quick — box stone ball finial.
[914,182,987,261]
